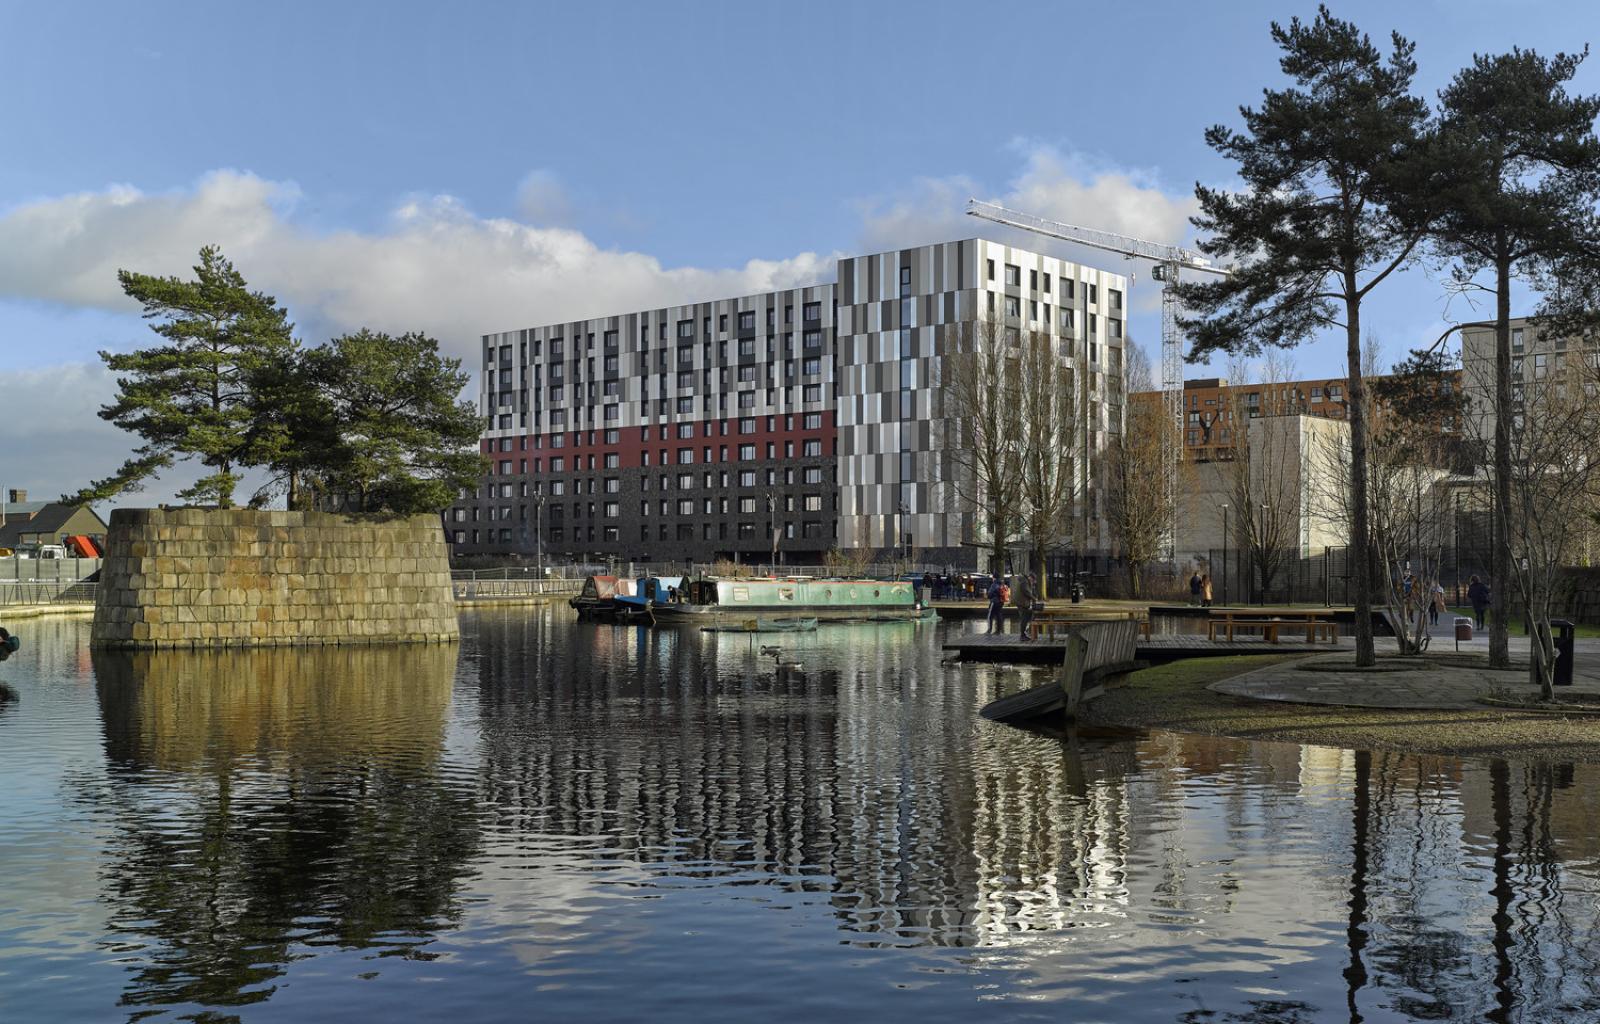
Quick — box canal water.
[2,609,1598,1023]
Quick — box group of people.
[984,572,1042,641]
[1187,572,1215,607]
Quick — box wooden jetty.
[949,632,1344,665]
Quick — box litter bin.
[1454,617,1473,642]
[1070,583,1084,604]
[1552,619,1575,687]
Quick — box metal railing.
[453,578,584,600]
[0,581,98,606]
[0,556,102,582]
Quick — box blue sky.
[2,0,1597,504]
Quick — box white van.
[36,545,67,560]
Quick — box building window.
[603,502,619,518]
[986,258,995,281]
[803,494,822,511]
[738,470,756,486]
[803,302,821,322]
[739,311,755,330]
[803,467,822,484]
[1004,296,1020,318]
[739,444,756,460]
[803,385,821,403]
[677,448,694,464]
[802,439,822,457]
[738,496,757,513]
[1004,264,1020,286]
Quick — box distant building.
[0,489,109,552]
[1172,415,1353,566]
[1132,371,1462,463]
[1460,316,1595,443]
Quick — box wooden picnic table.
[1206,608,1339,644]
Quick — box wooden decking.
[945,632,1345,663]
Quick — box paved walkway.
[1212,614,1600,709]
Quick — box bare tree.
[1222,353,1302,603]
[1475,347,1600,697]
[1015,329,1080,597]
[1105,343,1170,597]
[939,313,1022,573]
[1314,337,1463,653]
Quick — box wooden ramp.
[980,621,1139,724]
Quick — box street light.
[533,492,546,577]
[1259,503,1271,606]
[897,502,909,566]
[1220,503,1229,606]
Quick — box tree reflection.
[88,644,476,1020]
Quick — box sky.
[2,0,1597,507]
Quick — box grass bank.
[1077,654,1600,764]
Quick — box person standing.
[1017,572,1038,642]
[1189,571,1203,606]
[1467,575,1489,629]
[985,575,1006,635]
[1200,573,1214,608]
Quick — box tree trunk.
[1347,284,1375,666]
[1490,254,1513,668]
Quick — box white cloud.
[856,142,1199,262]
[0,149,1206,507]
[0,170,836,365]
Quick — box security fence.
[0,556,102,583]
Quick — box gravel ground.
[1074,654,1600,764]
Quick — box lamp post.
[533,493,545,577]
[1258,502,1271,606]
[1221,503,1229,607]
[767,493,780,569]
[897,502,908,567]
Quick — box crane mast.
[965,198,1228,568]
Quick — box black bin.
[1552,619,1576,687]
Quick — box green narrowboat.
[651,577,932,623]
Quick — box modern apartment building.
[448,239,1129,567]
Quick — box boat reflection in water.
[0,610,1593,1021]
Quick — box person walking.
[1016,572,1038,642]
[1189,571,1203,606]
[985,575,1006,635]
[1429,580,1445,627]
[1467,575,1489,630]
[1200,573,1214,608]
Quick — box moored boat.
[652,577,933,623]
[569,575,638,620]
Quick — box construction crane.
[965,198,1229,562]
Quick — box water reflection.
[1,612,1598,1020]
[88,644,476,1019]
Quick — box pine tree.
[301,330,485,516]
[75,246,297,507]
[1174,7,1434,667]
[1433,47,1600,668]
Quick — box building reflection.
[465,609,1600,1019]
[88,643,476,1019]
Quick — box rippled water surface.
[3,609,1600,1022]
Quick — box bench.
[1207,614,1338,644]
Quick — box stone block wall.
[92,508,460,648]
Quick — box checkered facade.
[450,239,1127,566]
